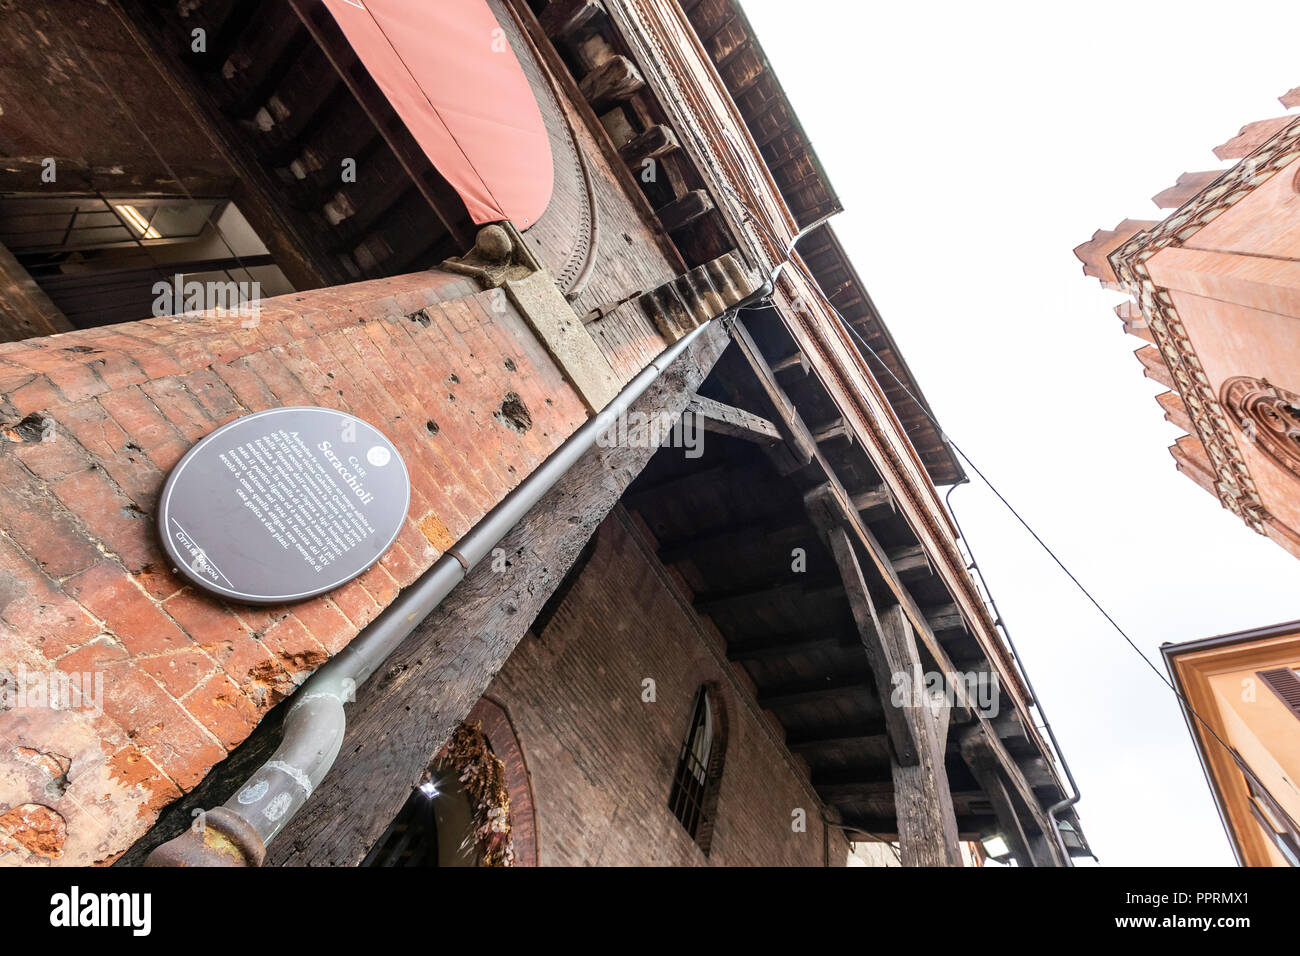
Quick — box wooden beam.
[812,417,853,446]
[538,0,606,38]
[785,725,886,753]
[812,777,893,800]
[579,55,645,107]
[960,726,1038,867]
[723,319,1060,855]
[116,0,349,289]
[618,123,680,164]
[771,350,810,376]
[757,675,872,710]
[657,514,809,565]
[0,157,236,197]
[842,816,993,843]
[695,580,841,618]
[0,241,72,342]
[992,711,1030,742]
[888,544,931,579]
[851,485,895,520]
[726,629,852,663]
[656,188,714,233]
[922,603,965,633]
[685,393,780,444]
[721,317,818,470]
[289,0,474,247]
[815,775,988,812]
[622,461,735,506]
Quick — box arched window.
[361,697,538,867]
[668,684,727,854]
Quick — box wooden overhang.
[622,314,1090,861]
[677,0,840,230]
[99,0,686,294]
[525,0,1084,860]
[797,225,965,486]
[111,0,477,287]
[675,0,962,486]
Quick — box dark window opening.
[0,195,293,333]
[669,684,727,854]
[361,774,477,868]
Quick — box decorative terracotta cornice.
[599,0,795,277]
[1108,117,1300,534]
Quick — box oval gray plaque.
[159,407,410,604]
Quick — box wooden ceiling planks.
[620,317,1002,838]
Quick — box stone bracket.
[443,222,620,413]
[505,269,621,413]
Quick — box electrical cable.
[722,188,1296,834]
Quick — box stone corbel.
[636,251,764,342]
[444,223,620,413]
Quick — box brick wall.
[0,269,595,865]
[484,507,856,866]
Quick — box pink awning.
[321,0,553,228]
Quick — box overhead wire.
[722,187,1294,835]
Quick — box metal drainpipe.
[145,315,726,866]
[944,482,1083,867]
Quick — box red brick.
[98,666,224,789]
[65,562,192,658]
[86,350,148,391]
[55,400,164,508]
[260,615,329,677]
[139,376,214,442]
[328,579,380,630]
[97,386,184,455]
[0,457,99,578]
[289,597,356,656]
[378,540,421,588]
[183,672,260,749]
[240,349,315,405]
[355,562,399,610]
[46,362,108,403]
[49,467,155,572]
[8,431,89,481]
[141,646,214,699]
[178,367,244,423]
[106,746,183,816]
[211,359,279,413]
[0,540,102,657]
[8,375,62,414]
[54,636,129,674]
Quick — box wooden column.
[722,318,1065,861]
[881,604,963,867]
[959,726,1043,867]
[809,497,962,866]
[820,523,916,765]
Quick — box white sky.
[739,0,1300,865]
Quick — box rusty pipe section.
[145,319,717,866]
